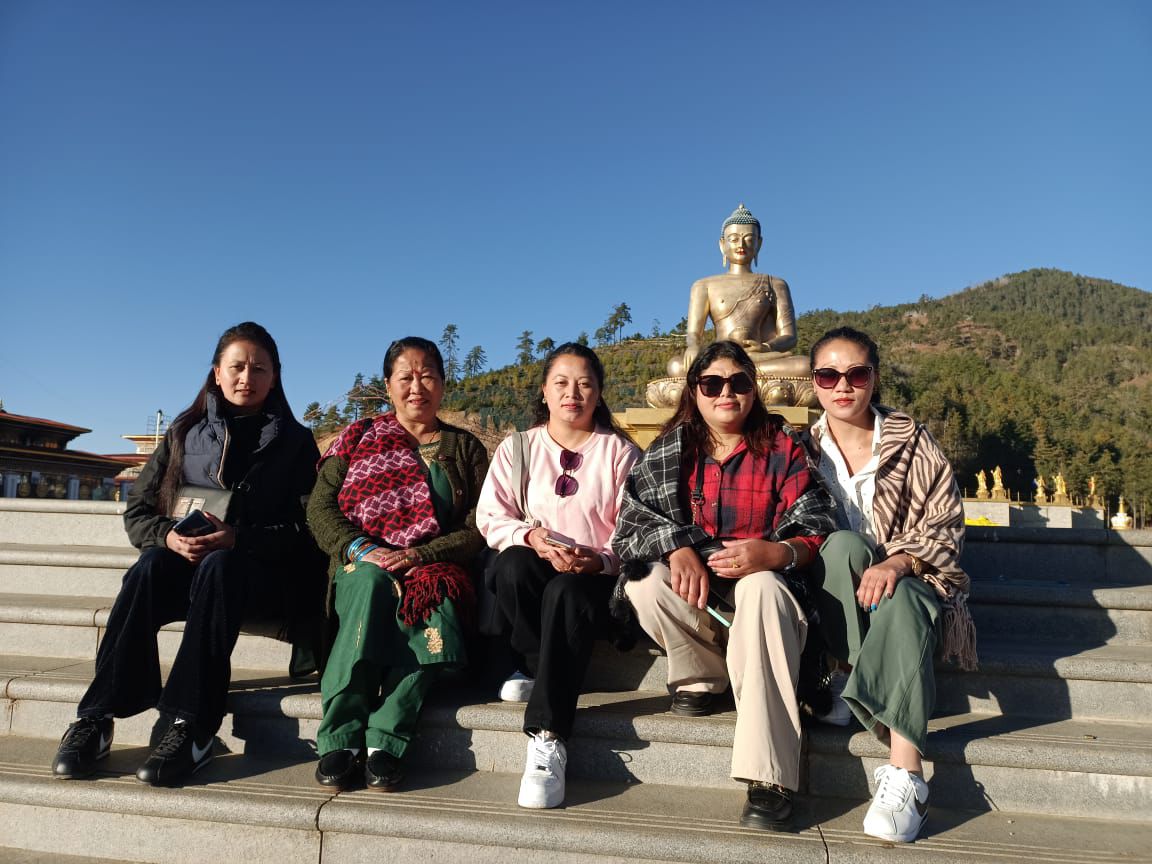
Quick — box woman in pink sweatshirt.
[477,342,639,811]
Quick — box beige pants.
[624,562,807,790]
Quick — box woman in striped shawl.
[803,326,977,845]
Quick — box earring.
[541,397,546,404]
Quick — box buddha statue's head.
[720,203,763,269]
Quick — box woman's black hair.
[661,340,780,459]
[383,336,445,380]
[531,342,630,440]
[808,326,882,404]
[158,321,290,515]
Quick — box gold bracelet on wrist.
[907,553,925,578]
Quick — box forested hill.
[309,269,1152,508]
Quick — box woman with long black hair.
[51,321,322,787]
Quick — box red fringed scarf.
[322,413,475,626]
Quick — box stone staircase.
[1,498,1151,863]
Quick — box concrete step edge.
[1,737,1150,863]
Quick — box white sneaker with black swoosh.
[862,764,929,842]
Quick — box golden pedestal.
[615,406,821,449]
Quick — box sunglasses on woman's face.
[812,365,874,390]
[555,449,582,497]
[697,373,755,398]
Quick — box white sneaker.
[816,668,853,726]
[499,671,535,702]
[517,732,566,809]
[862,764,929,842]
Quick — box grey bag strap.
[510,431,534,524]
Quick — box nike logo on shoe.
[191,738,213,765]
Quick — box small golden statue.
[647,203,814,408]
[1035,474,1049,505]
[1052,472,1070,505]
[1088,475,1102,508]
[975,470,990,500]
[1111,496,1133,531]
[991,465,1008,501]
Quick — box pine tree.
[440,324,460,383]
[463,345,487,378]
[516,331,535,366]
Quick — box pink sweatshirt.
[477,425,640,575]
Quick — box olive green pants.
[317,564,438,758]
[813,531,941,753]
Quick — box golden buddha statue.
[646,204,814,408]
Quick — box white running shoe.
[517,732,566,809]
[862,764,929,842]
[499,671,535,702]
[816,668,853,726]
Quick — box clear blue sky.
[2,1,1149,453]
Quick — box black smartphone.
[705,588,736,628]
[173,509,214,537]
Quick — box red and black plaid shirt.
[683,432,824,559]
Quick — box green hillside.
[308,269,1152,511]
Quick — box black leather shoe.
[136,720,214,787]
[670,690,716,717]
[52,717,113,779]
[740,782,794,831]
[365,750,404,792]
[315,749,365,789]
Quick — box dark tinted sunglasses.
[697,373,755,397]
[812,365,874,389]
[555,449,582,497]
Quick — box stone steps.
[0,594,293,668]
[3,503,1152,859]
[0,544,135,597]
[2,737,1150,864]
[6,655,1151,820]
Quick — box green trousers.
[317,563,453,758]
[813,531,941,754]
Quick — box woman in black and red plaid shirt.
[613,340,836,832]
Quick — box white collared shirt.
[810,407,884,543]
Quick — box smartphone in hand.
[543,532,576,551]
[173,509,214,537]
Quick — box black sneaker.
[740,782,794,831]
[136,719,213,787]
[52,717,113,779]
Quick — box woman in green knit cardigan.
[306,337,488,791]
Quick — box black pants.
[489,546,613,740]
[78,546,277,737]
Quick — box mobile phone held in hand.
[543,532,576,551]
[173,509,214,537]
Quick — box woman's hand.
[547,545,604,575]
[668,546,710,610]
[164,511,235,564]
[856,556,911,611]
[707,538,782,579]
[362,547,417,574]
[526,526,554,559]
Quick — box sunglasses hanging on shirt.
[555,449,582,497]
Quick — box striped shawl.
[806,407,978,670]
